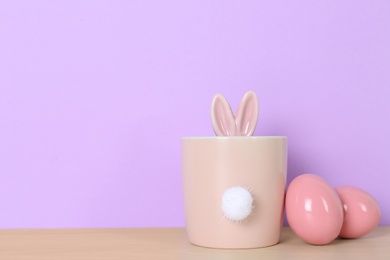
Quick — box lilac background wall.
[1,1,389,228]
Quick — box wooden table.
[0,227,389,259]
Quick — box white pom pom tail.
[221,186,254,222]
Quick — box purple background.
[1,1,389,228]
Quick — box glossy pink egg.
[286,174,344,245]
[335,186,381,239]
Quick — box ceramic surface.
[182,136,287,248]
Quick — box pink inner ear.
[236,91,258,136]
[211,94,236,136]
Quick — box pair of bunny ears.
[211,91,259,136]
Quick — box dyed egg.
[286,174,344,245]
[335,186,381,238]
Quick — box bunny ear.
[211,93,236,136]
[235,91,259,136]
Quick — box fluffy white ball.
[221,186,254,221]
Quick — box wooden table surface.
[0,227,389,259]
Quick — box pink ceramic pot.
[182,136,287,248]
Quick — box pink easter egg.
[335,186,381,239]
[286,174,344,245]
